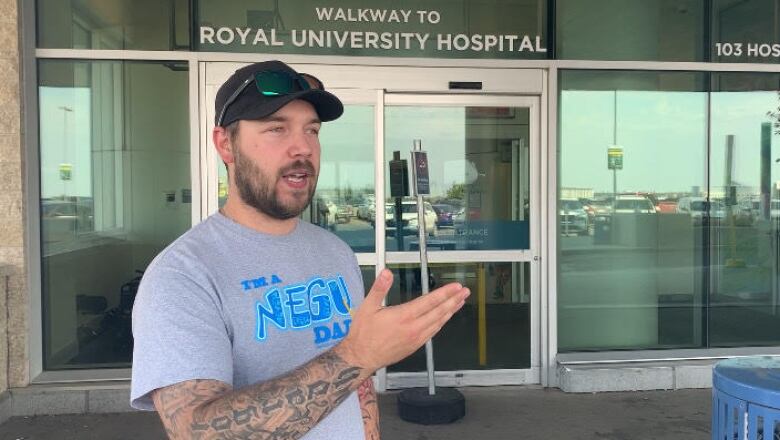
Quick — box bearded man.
[130,60,470,440]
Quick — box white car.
[385,200,437,236]
[677,197,725,223]
[560,198,589,235]
[357,203,375,221]
[614,195,657,214]
[314,196,337,228]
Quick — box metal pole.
[477,263,487,366]
[612,91,617,210]
[613,168,617,209]
[413,139,436,396]
[724,135,740,266]
[761,123,771,221]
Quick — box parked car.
[560,198,589,235]
[313,196,337,228]
[677,197,725,224]
[736,197,760,223]
[735,197,780,223]
[356,195,376,221]
[334,203,353,223]
[432,203,458,228]
[385,200,437,236]
[655,199,678,214]
[452,207,466,228]
[613,195,657,214]
[583,198,612,220]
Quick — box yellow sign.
[59,163,73,181]
[607,147,623,170]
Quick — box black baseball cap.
[214,60,343,127]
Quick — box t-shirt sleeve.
[130,263,233,411]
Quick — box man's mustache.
[279,160,316,177]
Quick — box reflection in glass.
[385,106,530,252]
[560,70,780,352]
[37,0,191,50]
[39,60,190,369]
[305,106,375,252]
[385,262,530,372]
[558,70,708,351]
[709,73,780,346]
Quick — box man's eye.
[306,127,320,135]
[267,126,284,133]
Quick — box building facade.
[3,0,780,418]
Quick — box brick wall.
[0,0,28,393]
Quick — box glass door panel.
[386,262,531,371]
[384,104,531,252]
[383,94,539,379]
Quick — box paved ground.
[0,386,711,440]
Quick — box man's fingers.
[402,282,468,318]
[414,297,467,345]
[414,287,469,331]
[361,269,394,310]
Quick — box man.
[130,60,470,440]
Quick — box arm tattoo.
[152,350,367,439]
[357,378,380,440]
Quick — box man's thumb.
[363,269,393,309]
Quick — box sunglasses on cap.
[216,70,324,127]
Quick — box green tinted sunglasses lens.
[255,71,293,96]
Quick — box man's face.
[230,100,322,220]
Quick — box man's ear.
[213,125,235,165]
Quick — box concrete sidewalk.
[0,386,711,440]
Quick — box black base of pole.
[397,387,465,425]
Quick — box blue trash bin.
[712,356,780,440]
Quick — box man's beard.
[232,144,317,220]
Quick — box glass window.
[305,105,376,252]
[39,60,190,369]
[196,0,547,59]
[558,70,708,351]
[712,0,780,63]
[709,73,780,346]
[386,262,530,372]
[37,0,191,50]
[556,0,705,61]
[384,105,530,251]
[560,70,780,352]
[218,105,376,253]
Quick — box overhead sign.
[607,147,623,170]
[715,42,780,60]
[197,3,547,59]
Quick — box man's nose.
[287,131,314,157]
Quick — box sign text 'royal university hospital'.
[199,7,546,56]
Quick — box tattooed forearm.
[152,349,370,439]
[357,378,380,440]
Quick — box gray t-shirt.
[130,212,365,439]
